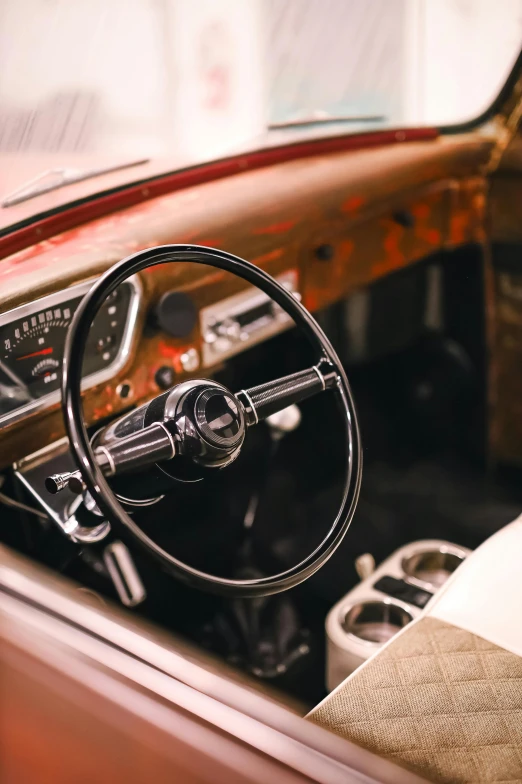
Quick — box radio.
[200,269,299,367]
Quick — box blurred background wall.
[0,0,521,162]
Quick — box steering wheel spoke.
[237,361,338,426]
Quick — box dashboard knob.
[155,365,176,389]
[153,291,197,338]
[180,347,200,372]
[216,319,241,341]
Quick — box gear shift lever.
[204,405,310,679]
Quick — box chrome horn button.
[194,387,245,449]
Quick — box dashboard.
[0,135,492,468]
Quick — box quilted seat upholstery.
[309,616,522,783]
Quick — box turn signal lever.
[46,364,337,494]
[45,423,176,495]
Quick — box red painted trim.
[0,127,438,261]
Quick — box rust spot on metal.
[372,222,405,277]
[338,239,354,259]
[341,195,365,214]
[158,341,181,360]
[185,269,226,287]
[411,203,430,220]
[252,220,296,235]
[425,228,441,245]
[449,212,470,245]
[304,292,319,311]
[250,248,284,266]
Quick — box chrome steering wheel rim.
[62,245,362,597]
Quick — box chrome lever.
[45,470,85,495]
[103,541,146,607]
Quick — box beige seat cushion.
[309,616,522,783]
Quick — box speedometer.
[3,306,75,398]
[0,278,141,425]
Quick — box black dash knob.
[154,291,197,338]
[155,365,176,390]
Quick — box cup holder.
[402,547,465,590]
[341,600,413,645]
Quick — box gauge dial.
[4,312,74,397]
[0,282,134,419]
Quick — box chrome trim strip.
[238,389,258,424]
[157,422,177,458]
[96,446,116,477]
[312,365,326,391]
[0,275,142,429]
[200,270,298,368]
[12,435,70,471]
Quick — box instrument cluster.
[0,278,141,426]
[0,267,300,433]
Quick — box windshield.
[1,0,521,208]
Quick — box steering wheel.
[61,245,362,597]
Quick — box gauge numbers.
[0,282,134,421]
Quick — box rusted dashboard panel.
[0,135,491,467]
[302,192,449,312]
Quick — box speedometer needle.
[16,347,54,360]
